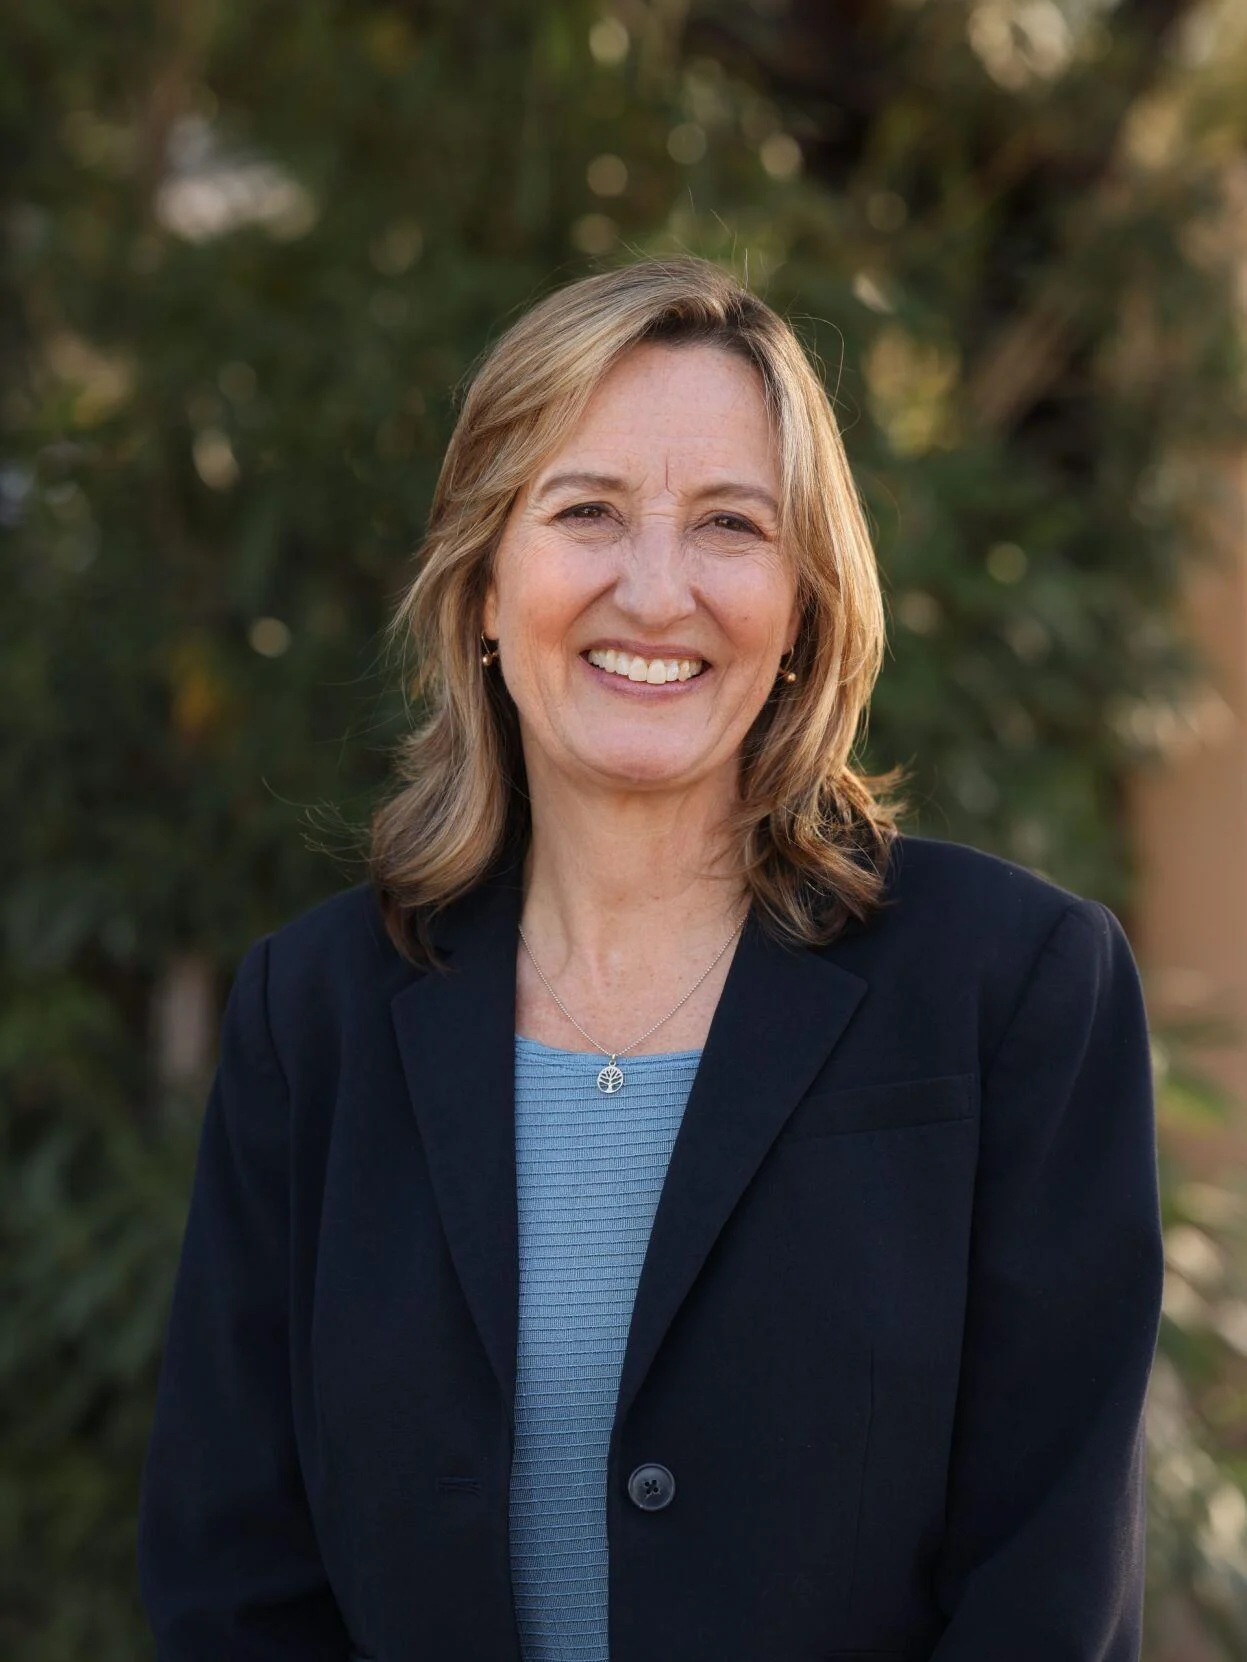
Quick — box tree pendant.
[596,1058,625,1095]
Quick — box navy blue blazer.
[137,834,1164,1661]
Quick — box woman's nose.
[612,520,695,624]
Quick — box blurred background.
[3,0,1247,1656]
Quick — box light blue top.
[508,1035,701,1662]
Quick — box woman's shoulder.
[883,832,1090,923]
[259,877,386,955]
[252,880,414,1017]
[852,831,1125,983]
[842,834,1141,1077]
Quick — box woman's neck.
[515,754,758,1050]
[515,770,749,1052]
[523,783,744,953]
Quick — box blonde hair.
[370,257,900,964]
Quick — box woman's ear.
[482,582,499,639]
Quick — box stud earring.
[776,649,797,684]
[480,633,499,669]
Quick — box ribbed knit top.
[508,1035,701,1662]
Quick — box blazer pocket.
[780,1071,976,1142]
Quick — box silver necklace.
[518,911,747,1094]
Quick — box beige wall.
[1130,457,1247,1151]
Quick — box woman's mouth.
[583,648,706,686]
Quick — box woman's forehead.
[530,342,779,499]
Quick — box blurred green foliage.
[1150,1038,1247,1656]
[2,0,1247,1656]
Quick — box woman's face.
[483,342,800,798]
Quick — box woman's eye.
[707,513,758,535]
[557,502,609,521]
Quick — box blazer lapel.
[389,868,868,1440]
[389,865,524,1424]
[614,914,867,1429]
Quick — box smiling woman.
[138,259,1163,1662]
[374,260,897,966]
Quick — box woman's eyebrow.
[691,482,779,514]
[532,470,627,500]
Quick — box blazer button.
[627,1462,675,1511]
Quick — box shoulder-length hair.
[369,256,900,965]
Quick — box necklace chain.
[518,910,747,1074]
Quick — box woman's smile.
[580,644,708,693]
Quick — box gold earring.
[776,649,797,684]
[480,633,499,669]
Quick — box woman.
[138,258,1163,1662]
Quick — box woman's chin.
[567,739,724,794]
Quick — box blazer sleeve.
[137,936,350,1660]
[930,898,1164,1661]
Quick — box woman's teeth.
[585,649,704,685]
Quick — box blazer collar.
[389,861,867,1433]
